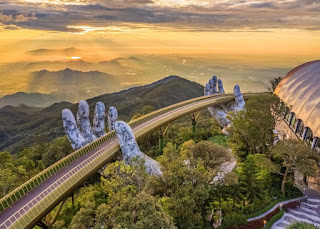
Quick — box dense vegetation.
[0,137,72,197]
[288,222,320,229]
[1,78,318,229]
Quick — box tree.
[224,173,246,207]
[95,160,174,229]
[154,142,211,228]
[142,105,154,114]
[182,141,231,170]
[238,155,264,203]
[131,105,154,121]
[42,137,73,167]
[0,151,43,196]
[69,202,95,229]
[0,152,13,168]
[101,160,148,200]
[0,168,16,196]
[228,95,282,158]
[211,181,226,208]
[180,140,232,180]
[272,139,320,196]
[52,220,66,229]
[268,77,283,92]
[96,192,175,229]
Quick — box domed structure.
[274,60,320,151]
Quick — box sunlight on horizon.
[69,56,82,60]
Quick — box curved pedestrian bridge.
[0,93,263,229]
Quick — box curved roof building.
[274,60,320,149]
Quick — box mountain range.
[0,92,61,108]
[29,68,119,99]
[0,68,124,108]
[0,54,288,105]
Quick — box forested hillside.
[0,76,203,153]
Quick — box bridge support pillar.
[72,192,75,209]
[189,111,201,134]
[159,136,165,154]
[157,124,171,154]
[192,120,196,133]
[49,198,67,227]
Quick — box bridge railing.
[0,94,219,214]
[128,95,221,126]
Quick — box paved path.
[272,197,320,229]
[213,155,236,182]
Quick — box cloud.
[0,12,12,21]
[3,24,21,30]
[0,10,37,23]
[26,47,82,56]
[0,0,319,32]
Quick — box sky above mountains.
[0,0,319,63]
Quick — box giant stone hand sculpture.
[62,100,106,150]
[218,79,225,94]
[114,121,162,175]
[233,85,245,111]
[62,101,161,175]
[204,76,245,131]
[62,109,87,150]
[93,102,106,138]
[212,75,218,93]
[77,100,97,142]
[204,83,211,96]
[108,107,118,132]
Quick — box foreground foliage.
[288,222,320,229]
[0,136,72,197]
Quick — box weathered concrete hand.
[204,76,225,95]
[107,107,118,132]
[114,121,162,175]
[62,100,117,150]
[62,101,161,175]
[204,76,245,130]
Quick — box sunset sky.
[0,0,319,63]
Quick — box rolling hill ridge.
[0,76,204,153]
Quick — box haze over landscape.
[0,0,319,107]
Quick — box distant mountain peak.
[145,75,182,88]
[161,75,181,80]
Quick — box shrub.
[222,212,247,228]
[287,222,320,229]
[285,184,303,197]
[241,198,271,215]
[265,209,284,229]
